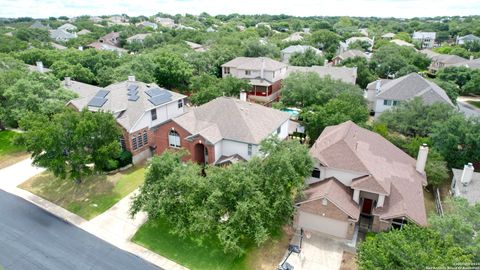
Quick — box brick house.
[295,121,428,240]
[65,76,186,164]
[153,97,291,165]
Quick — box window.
[245,70,251,75]
[311,168,321,178]
[383,100,393,106]
[132,136,138,150]
[392,100,400,106]
[178,99,183,109]
[247,144,252,156]
[277,126,281,134]
[168,130,181,148]
[224,67,230,75]
[143,131,148,146]
[119,136,126,151]
[151,108,157,121]
[137,133,144,148]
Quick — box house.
[89,16,103,23]
[412,31,436,49]
[153,96,290,165]
[108,15,129,24]
[420,49,441,59]
[58,23,77,32]
[65,76,187,164]
[155,17,175,28]
[381,33,395,40]
[451,57,480,70]
[358,28,369,37]
[206,27,216,33]
[29,21,49,29]
[176,24,196,31]
[295,121,428,239]
[286,66,357,85]
[221,57,288,105]
[27,61,51,73]
[185,41,207,52]
[456,34,480,45]
[50,42,67,50]
[126,33,152,43]
[429,54,468,73]
[282,32,304,43]
[366,73,454,117]
[451,163,479,205]
[87,32,126,53]
[332,49,368,66]
[77,29,91,36]
[390,39,415,48]
[345,37,374,51]
[281,45,322,63]
[49,29,77,42]
[136,21,158,30]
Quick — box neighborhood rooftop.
[221,57,288,71]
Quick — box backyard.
[132,218,293,270]
[19,165,146,220]
[0,130,29,169]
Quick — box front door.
[362,198,373,214]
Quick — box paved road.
[0,191,161,270]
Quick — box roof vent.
[128,75,135,82]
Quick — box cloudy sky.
[1,0,479,18]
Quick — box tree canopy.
[288,48,325,67]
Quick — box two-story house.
[365,73,454,117]
[65,76,187,164]
[295,121,428,240]
[153,96,290,165]
[412,31,436,49]
[221,57,288,105]
[428,54,468,73]
[87,32,126,53]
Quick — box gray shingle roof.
[452,58,480,69]
[413,31,436,39]
[376,73,454,106]
[287,66,357,84]
[67,80,186,131]
[221,57,287,71]
[173,97,290,145]
[457,34,480,42]
[336,49,367,60]
[49,29,76,40]
[281,45,322,55]
[432,54,468,65]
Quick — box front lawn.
[132,218,292,270]
[19,165,145,220]
[467,100,480,109]
[0,130,29,169]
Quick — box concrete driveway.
[282,231,345,270]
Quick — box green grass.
[467,100,480,109]
[0,130,29,169]
[133,218,291,270]
[19,166,146,220]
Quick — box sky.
[1,0,479,19]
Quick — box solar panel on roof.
[128,94,140,101]
[127,84,138,91]
[95,89,109,98]
[127,89,138,96]
[88,96,107,107]
[145,87,163,97]
[149,95,172,106]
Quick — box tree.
[288,48,325,67]
[242,39,280,58]
[0,54,28,129]
[430,198,480,261]
[19,108,122,184]
[131,138,313,256]
[152,51,193,90]
[430,114,480,168]
[50,61,96,84]
[348,40,371,51]
[463,70,480,95]
[432,79,459,104]
[339,56,377,88]
[358,225,473,270]
[189,74,250,105]
[437,66,472,89]
[307,30,340,60]
[370,44,431,78]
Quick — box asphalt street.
[0,190,161,270]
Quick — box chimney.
[470,55,474,61]
[461,163,474,186]
[416,144,429,174]
[64,77,71,86]
[78,46,83,51]
[240,91,247,102]
[128,75,135,82]
[323,59,328,66]
[36,61,44,73]
[375,80,382,93]
[260,58,265,79]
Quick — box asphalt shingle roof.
[221,57,287,71]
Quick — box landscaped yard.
[19,165,146,220]
[0,130,29,169]
[467,100,480,109]
[132,218,293,270]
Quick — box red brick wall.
[153,121,215,164]
[123,127,154,156]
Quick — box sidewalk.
[0,159,188,270]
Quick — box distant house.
[332,49,368,66]
[153,97,290,165]
[286,66,357,85]
[390,39,415,48]
[451,57,480,70]
[282,32,304,43]
[185,41,207,52]
[420,49,441,59]
[77,29,91,36]
[451,163,479,205]
[358,28,369,37]
[65,76,187,164]
[412,31,436,49]
[221,57,288,105]
[206,26,216,33]
[281,45,322,63]
[296,121,428,240]
[155,17,175,28]
[29,21,50,29]
[126,33,152,43]
[27,61,51,73]
[456,34,480,45]
[87,32,126,53]
[136,21,158,30]
[89,16,103,23]
[49,29,77,42]
[50,42,67,50]
[366,73,454,117]
[176,24,196,31]
[381,32,395,40]
[429,54,468,73]
[345,36,374,51]
[58,23,77,32]
[108,15,129,24]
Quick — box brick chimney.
[461,163,474,186]
[416,144,429,174]
[64,77,71,86]
[240,91,247,102]
[36,61,44,73]
[128,75,135,82]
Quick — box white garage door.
[298,211,348,238]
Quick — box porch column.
[377,194,385,208]
[353,189,360,204]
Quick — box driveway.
[0,190,161,270]
[457,96,480,117]
[282,231,345,270]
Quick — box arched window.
[168,130,181,148]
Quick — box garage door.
[298,211,348,238]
